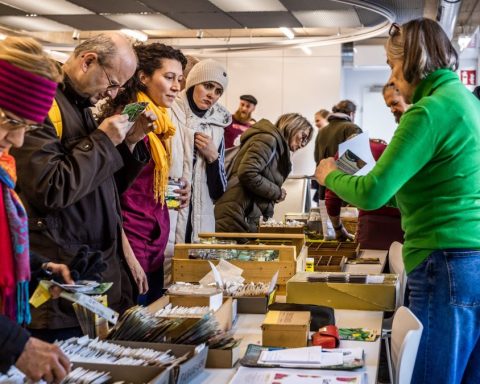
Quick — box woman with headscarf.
[316,18,480,383]
[215,113,313,233]
[0,36,70,383]
[165,59,231,282]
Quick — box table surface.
[344,249,388,274]
[191,309,384,384]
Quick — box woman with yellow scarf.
[99,43,189,304]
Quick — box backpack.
[47,98,63,138]
[224,145,241,180]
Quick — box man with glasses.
[11,33,155,342]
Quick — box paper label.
[366,275,385,284]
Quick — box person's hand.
[276,188,287,203]
[44,262,74,299]
[194,132,218,163]
[15,337,70,383]
[98,114,132,146]
[125,110,157,151]
[315,157,338,186]
[175,177,191,210]
[334,224,355,242]
[121,229,148,294]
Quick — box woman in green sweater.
[316,18,480,384]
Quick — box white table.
[191,309,383,384]
[344,249,388,274]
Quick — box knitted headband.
[0,59,58,123]
[185,59,228,91]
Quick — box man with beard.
[383,83,409,123]
[224,94,257,148]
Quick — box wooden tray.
[313,255,347,272]
[306,241,360,260]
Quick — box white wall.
[168,41,342,176]
[341,67,397,142]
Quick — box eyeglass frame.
[389,23,400,37]
[0,108,45,132]
[300,131,310,147]
[98,60,124,93]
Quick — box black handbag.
[268,303,335,331]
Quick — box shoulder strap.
[47,98,63,138]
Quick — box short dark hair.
[240,94,257,105]
[386,18,458,84]
[332,100,356,115]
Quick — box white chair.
[390,306,423,384]
[383,241,408,383]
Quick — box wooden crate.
[306,241,360,260]
[199,232,307,274]
[173,243,297,295]
[313,255,347,272]
[259,226,304,234]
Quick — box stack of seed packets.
[0,366,111,384]
[57,336,181,366]
[107,305,240,350]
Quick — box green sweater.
[326,69,480,273]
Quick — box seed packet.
[121,101,149,122]
[339,327,379,342]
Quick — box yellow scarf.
[136,91,176,203]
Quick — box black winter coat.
[214,119,291,232]
[11,80,149,330]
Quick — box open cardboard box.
[286,272,398,311]
[147,295,240,368]
[147,294,233,331]
[72,341,207,384]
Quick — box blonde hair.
[0,37,62,82]
[276,113,314,146]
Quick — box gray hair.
[276,113,314,146]
[386,18,458,84]
[73,33,118,67]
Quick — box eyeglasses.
[0,108,44,132]
[98,61,124,92]
[389,23,400,37]
[300,131,310,147]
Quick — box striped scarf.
[136,91,176,203]
[0,153,30,324]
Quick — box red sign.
[460,69,477,86]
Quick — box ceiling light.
[209,0,286,12]
[45,49,69,63]
[279,27,294,40]
[1,0,92,15]
[300,46,312,55]
[0,33,7,40]
[120,29,148,42]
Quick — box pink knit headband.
[0,59,58,123]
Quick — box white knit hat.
[185,59,228,91]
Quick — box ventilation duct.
[437,0,462,39]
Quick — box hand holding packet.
[121,101,149,122]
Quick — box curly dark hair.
[97,42,187,122]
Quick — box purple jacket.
[121,141,170,273]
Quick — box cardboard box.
[147,294,233,331]
[236,287,277,314]
[206,345,241,368]
[71,362,169,384]
[286,272,398,311]
[73,341,208,384]
[262,310,310,348]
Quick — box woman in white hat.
[165,59,231,282]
